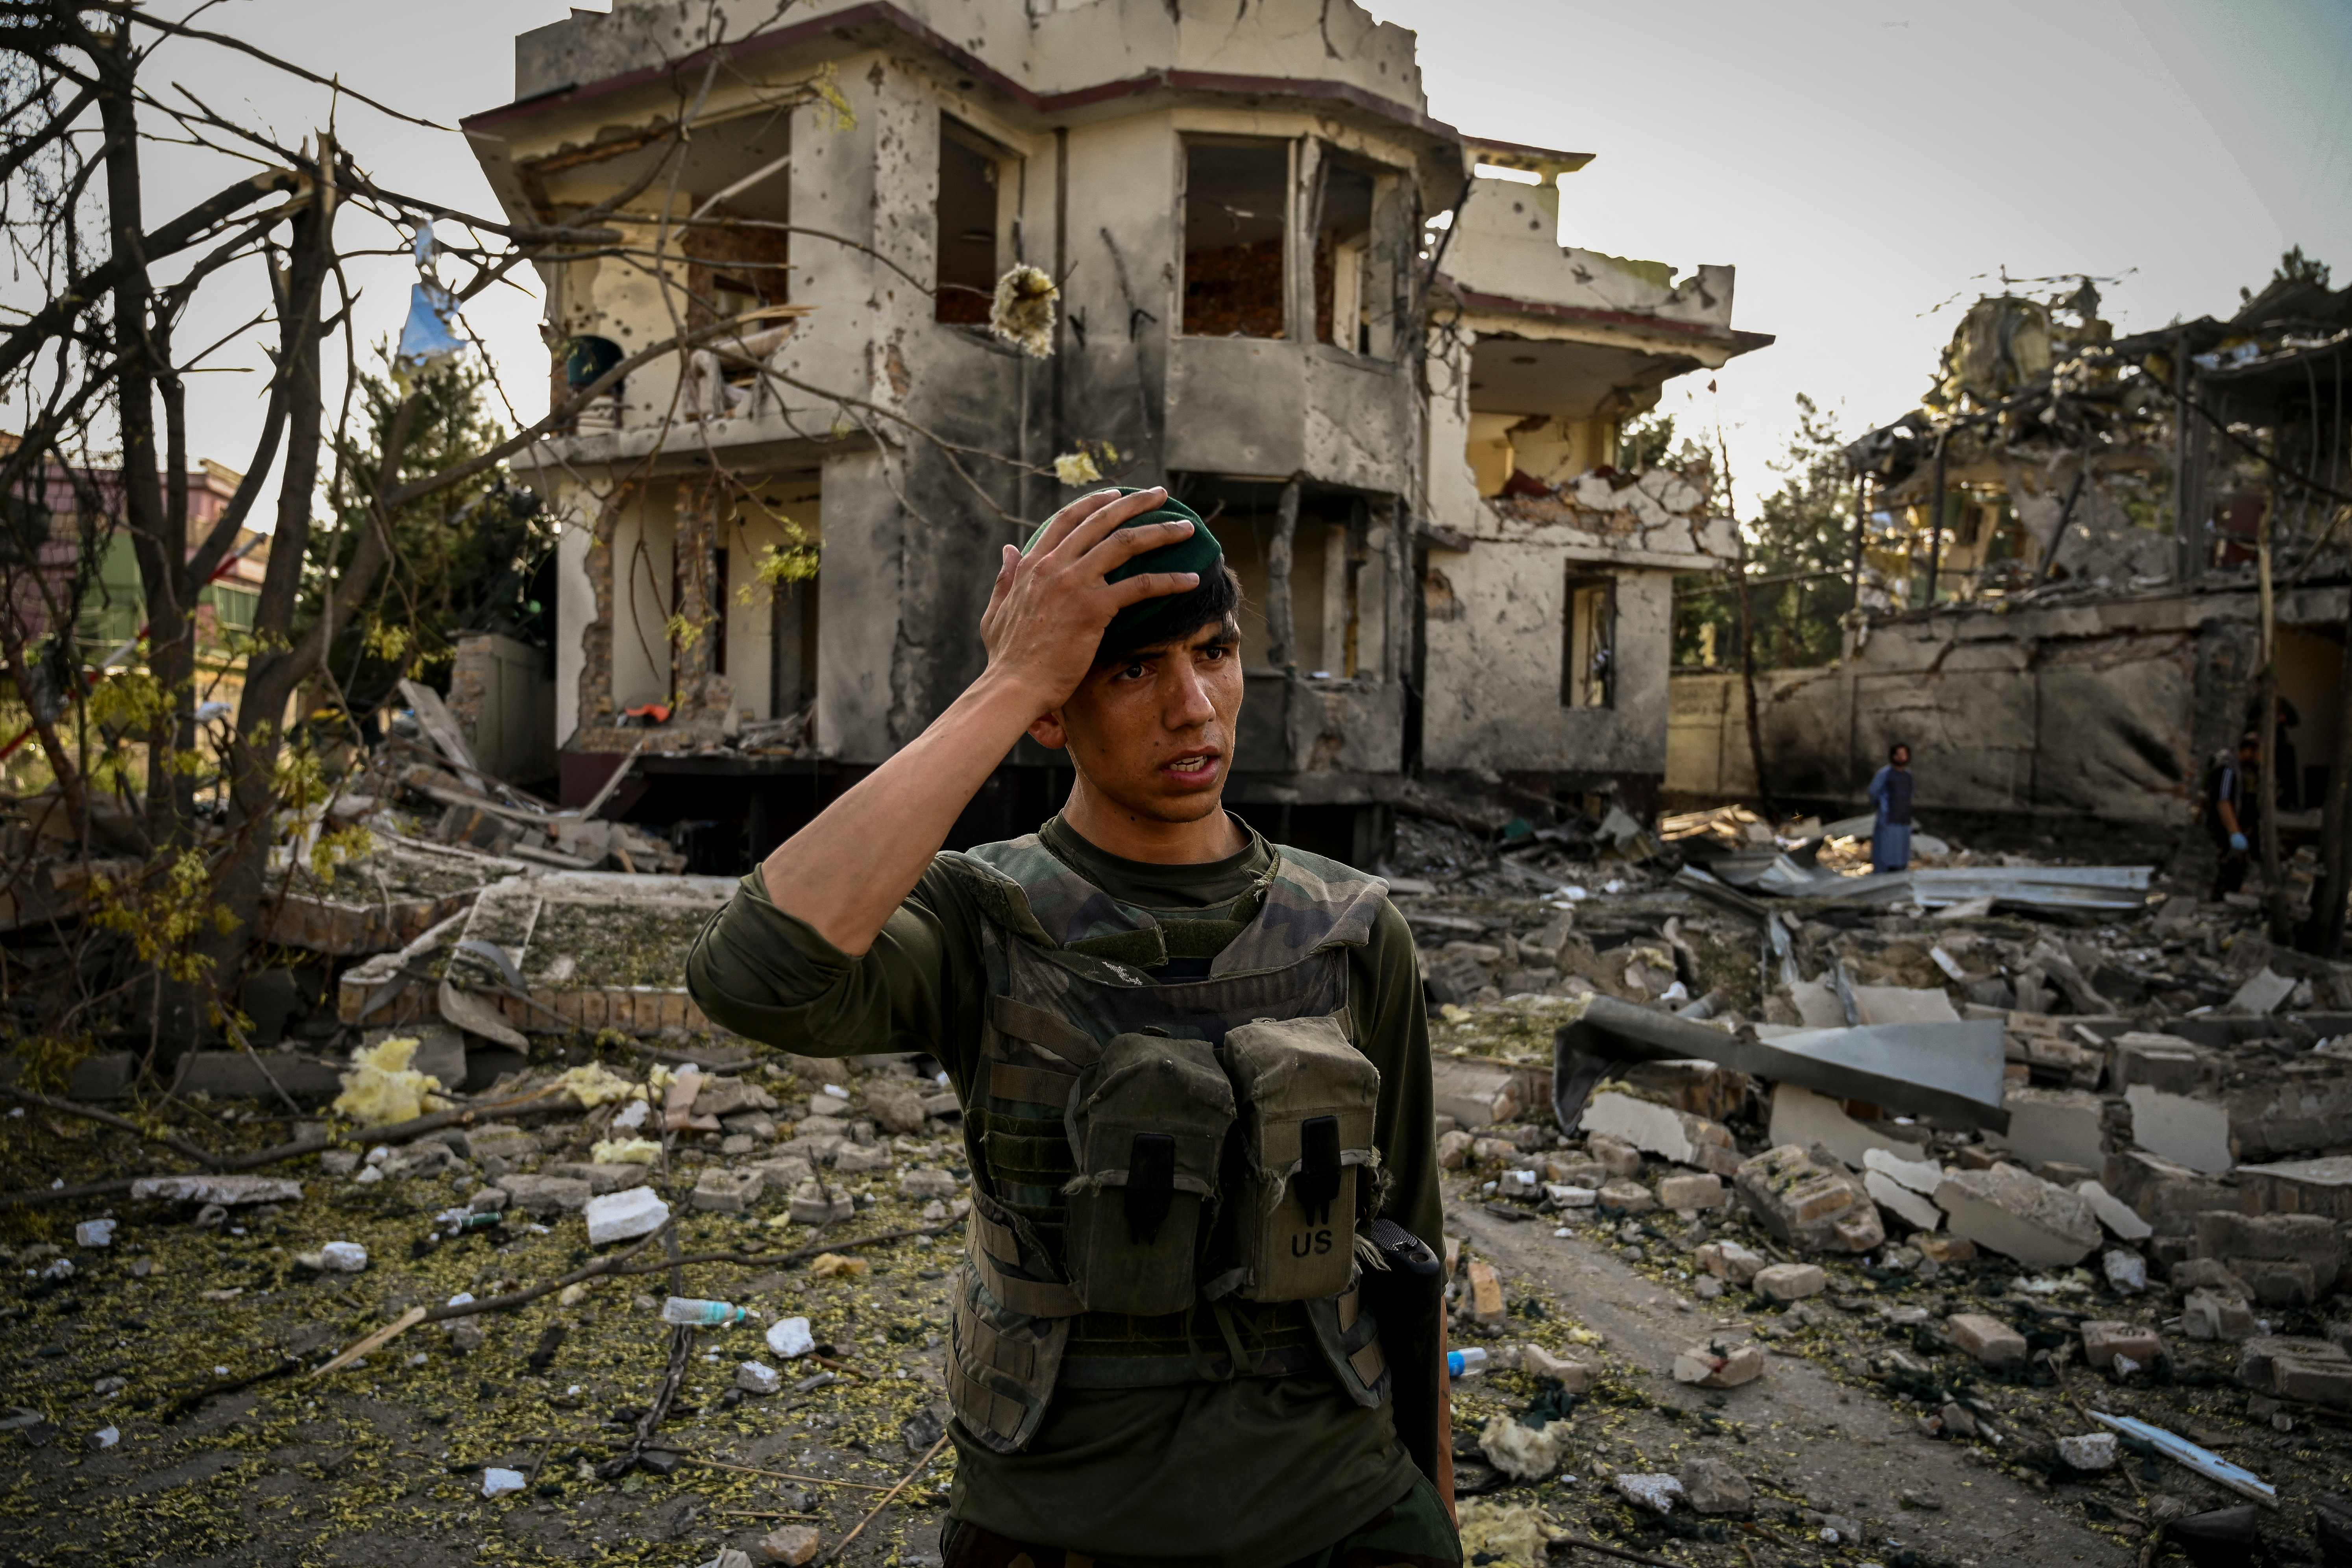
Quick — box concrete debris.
[1612,1473,1684,1515]
[1677,1456,1754,1516]
[583,1185,670,1245]
[1672,1340,1765,1387]
[128,1175,303,1207]
[1933,1163,2101,1267]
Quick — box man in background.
[1869,742,1914,874]
[2208,730,2261,899]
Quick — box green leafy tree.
[1674,394,1857,669]
[311,352,551,719]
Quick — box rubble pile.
[1390,803,2352,1562]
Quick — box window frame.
[1562,571,1617,710]
[1176,133,1297,342]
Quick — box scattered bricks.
[1587,1135,1644,1179]
[1697,1240,1766,1287]
[2056,1433,2118,1472]
[2182,1289,2259,1342]
[541,1161,644,1195]
[1470,1137,1518,1166]
[1938,1400,1978,1437]
[1429,1057,1521,1127]
[1657,1172,1726,1211]
[2237,1335,2343,1383]
[2238,1337,2352,1410]
[2271,1353,2352,1412]
[788,1182,854,1226]
[832,1144,892,1174]
[2232,1259,2321,1307]
[1437,1130,1474,1170]
[691,1169,764,1214]
[753,1156,815,1191]
[1692,1143,1745,1179]
[2101,1150,2237,1237]
[1597,1180,1658,1215]
[755,1525,823,1566]
[499,1174,592,1216]
[1734,1145,1885,1255]
[1999,1087,2108,1173]
[2173,1257,2253,1299]
[2236,1154,2352,1222]
[2112,1032,2211,1094]
[1913,1233,1977,1266]
[1932,1163,2101,1267]
[701,1076,779,1120]
[1946,1313,2028,1370]
[1516,1344,1594,1392]
[1465,1259,1507,1327]
[2223,1061,2352,1163]
[1577,1091,1736,1170]
[1752,1263,1825,1303]
[1673,1341,1765,1389]
[1544,1185,1597,1209]
[899,1167,960,1201]
[2080,1321,2165,1374]
[2194,1213,2343,1293]
[584,1186,671,1245]
[1541,1157,1607,1187]
[1678,1456,1753,1517]
[735,1361,782,1395]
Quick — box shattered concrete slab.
[1933,1162,2101,1267]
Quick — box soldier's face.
[1031,618,1244,822]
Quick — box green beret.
[1021,487,1224,650]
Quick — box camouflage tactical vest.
[935,830,1395,1454]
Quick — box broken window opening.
[936,118,1005,327]
[770,570,819,719]
[1182,139,1289,339]
[1314,159,1380,354]
[1563,573,1615,710]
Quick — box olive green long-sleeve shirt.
[686,815,1442,1568]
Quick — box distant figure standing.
[2206,730,2260,899]
[1869,742,1914,873]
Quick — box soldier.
[689,486,1458,1568]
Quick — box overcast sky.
[95,0,2352,517]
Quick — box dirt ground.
[8,1127,2291,1568]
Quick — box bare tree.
[0,2,1058,1054]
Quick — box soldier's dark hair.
[1096,563,1243,667]
[1889,741,1911,761]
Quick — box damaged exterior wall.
[1668,584,2349,828]
[467,0,1768,848]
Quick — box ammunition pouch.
[1215,1013,1382,1304]
[1060,1032,1235,1317]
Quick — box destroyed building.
[460,0,1768,862]
[1668,273,2350,867]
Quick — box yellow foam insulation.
[1456,1499,1547,1568]
[591,1137,661,1165]
[556,1062,648,1108]
[331,1035,448,1126]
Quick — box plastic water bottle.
[1447,1348,1488,1379]
[661,1297,751,1327]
